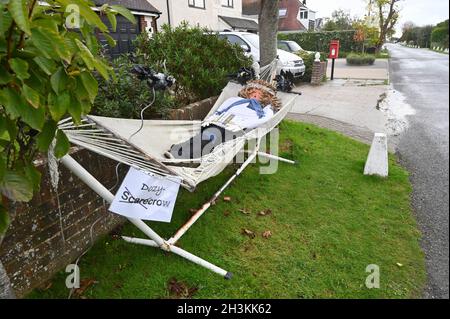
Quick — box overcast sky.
[310,0,449,35]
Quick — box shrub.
[134,23,252,106]
[279,30,362,53]
[0,1,133,224]
[298,51,328,82]
[431,26,449,48]
[346,53,376,65]
[93,56,176,119]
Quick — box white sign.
[109,167,181,223]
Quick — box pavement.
[289,44,449,299]
[326,58,390,80]
[387,43,449,299]
[289,78,395,150]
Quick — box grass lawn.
[28,120,425,299]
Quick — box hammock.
[57,62,301,279]
[60,82,298,191]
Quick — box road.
[387,44,449,299]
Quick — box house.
[151,0,258,32]
[94,0,161,57]
[278,0,316,33]
[242,0,317,33]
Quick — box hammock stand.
[56,67,300,279]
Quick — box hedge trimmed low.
[346,53,376,65]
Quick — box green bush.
[92,56,176,119]
[346,53,376,65]
[431,26,449,48]
[134,23,252,106]
[298,51,328,82]
[278,30,362,53]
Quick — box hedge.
[346,53,376,66]
[431,27,449,48]
[278,30,363,53]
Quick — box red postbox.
[329,40,340,80]
[329,40,340,59]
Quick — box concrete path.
[289,79,393,148]
[387,43,449,299]
[326,58,389,80]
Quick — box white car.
[218,31,306,78]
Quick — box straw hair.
[238,80,281,111]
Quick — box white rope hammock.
[59,81,298,191]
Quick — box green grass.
[28,121,425,299]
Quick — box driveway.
[387,43,449,299]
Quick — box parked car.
[218,31,306,78]
[278,40,313,54]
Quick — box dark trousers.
[169,124,244,159]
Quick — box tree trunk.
[258,0,279,67]
[376,0,399,52]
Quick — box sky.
[310,0,450,36]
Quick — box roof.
[219,16,259,31]
[278,0,306,32]
[93,0,160,14]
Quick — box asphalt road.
[387,44,449,299]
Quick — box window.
[299,10,308,20]
[221,35,250,51]
[221,0,233,8]
[278,42,290,51]
[279,8,287,18]
[188,0,205,9]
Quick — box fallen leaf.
[111,234,121,240]
[167,278,198,299]
[40,281,53,291]
[258,209,272,217]
[74,278,97,296]
[241,228,256,239]
[262,230,272,239]
[223,196,232,202]
[238,209,251,215]
[396,263,404,267]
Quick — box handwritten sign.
[109,167,181,223]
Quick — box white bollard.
[364,133,389,177]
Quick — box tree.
[0,0,134,299]
[431,19,449,48]
[258,0,279,67]
[353,19,380,52]
[323,9,354,31]
[375,0,401,51]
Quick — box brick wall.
[0,95,218,297]
[311,60,328,85]
[169,96,219,120]
[0,148,127,297]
